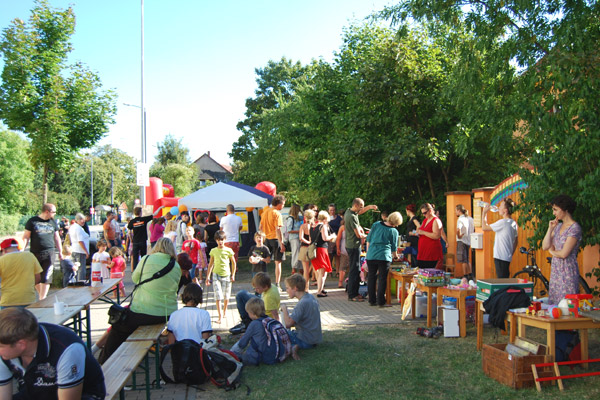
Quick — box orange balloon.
[179,204,188,212]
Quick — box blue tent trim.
[224,181,273,205]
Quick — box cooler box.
[476,279,534,301]
[437,306,459,337]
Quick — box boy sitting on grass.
[230,297,288,365]
[282,274,323,360]
[167,283,212,344]
[230,272,280,334]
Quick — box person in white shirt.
[219,204,243,263]
[68,213,90,281]
[167,283,212,344]
[455,204,473,279]
[482,198,518,278]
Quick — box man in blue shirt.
[0,308,105,399]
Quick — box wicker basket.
[481,342,553,389]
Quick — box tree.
[0,128,34,213]
[0,0,117,204]
[155,134,190,165]
[381,0,600,245]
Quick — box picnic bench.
[102,323,167,399]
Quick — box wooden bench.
[126,323,167,391]
[102,340,154,399]
[102,323,167,399]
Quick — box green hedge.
[0,213,22,236]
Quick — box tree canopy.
[0,128,34,213]
[231,23,512,215]
[380,0,600,245]
[0,0,116,204]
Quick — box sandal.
[317,293,328,298]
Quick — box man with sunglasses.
[23,203,63,300]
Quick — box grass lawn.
[211,259,600,399]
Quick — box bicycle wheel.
[579,275,592,294]
[513,270,547,298]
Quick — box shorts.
[339,253,349,273]
[456,242,470,263]
[34,249,54,284]
[266,238,284,262]
[212,273,232,301]
[298,246,310,262]
[287,329,316,350]
[224,242,240,263]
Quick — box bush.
[0,212,22,236]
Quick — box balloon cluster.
[168,204,188,217]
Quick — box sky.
[0,0,394,166]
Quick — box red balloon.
[255,181,276,196]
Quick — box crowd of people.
[0,192,586,397]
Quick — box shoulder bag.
[307,225,322,261]
[108,256,176,325]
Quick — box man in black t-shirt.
[127,206,153,271]
[23,203,62,300]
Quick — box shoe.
[322,290,327,295]
[317,293,327,298]
[369,303,377,306]
[348,297,364,302]
[379,304,392,308]
[229,322,247,335]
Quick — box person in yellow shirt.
[260,195,286,288]
[0,238,42,308]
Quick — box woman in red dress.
[311,211,337,297]
[416,203,443,269]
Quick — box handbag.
[107,256,176,326]
[307,225,322,261]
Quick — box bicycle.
[512,246,591,298]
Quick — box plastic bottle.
[478,201,498,212]
[91,260,102,287]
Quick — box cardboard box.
[437,306,459,337]
[476,279,534,301]
[481,339,552,389]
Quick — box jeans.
[73,252,87,281]
[131,242,147,270]
[367,259,390,306]
[287,330,315,349]
[235,290,257,323]
[290,237,302,271]
[347,247,361,299]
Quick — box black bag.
[160,339,208,385]
[107,304,129,325]
[200,347,243,390]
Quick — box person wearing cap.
[22,203,62,301]
[0,238,42,308]
[0,308,106,399]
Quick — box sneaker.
[229,322,247,335]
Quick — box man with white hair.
[69,213,90,281]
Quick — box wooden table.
[27,278,122,348]
[413,281,439,328]
[476,299,516,351]
[386,270,417,305]
[436,287,477,338]
[516,313,600,363]
[27,305,84,325]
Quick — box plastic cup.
[54,301,65,315]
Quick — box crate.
[476,279,534,301]
[481,341,553,389]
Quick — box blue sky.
[0,0,393,166]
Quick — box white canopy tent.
[178,182,269,211]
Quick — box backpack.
[159,339,207,385]
[200,347,243,390]
[259,317,292,364]
[160,338,243,390]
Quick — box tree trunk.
[42,164,48,205]
[416,179,423,199]
[441,154,453,193]
[425,166,435,199]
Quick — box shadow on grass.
[217,324,600,400]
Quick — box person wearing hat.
[22,203,63,300]
[0,238,42,308]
